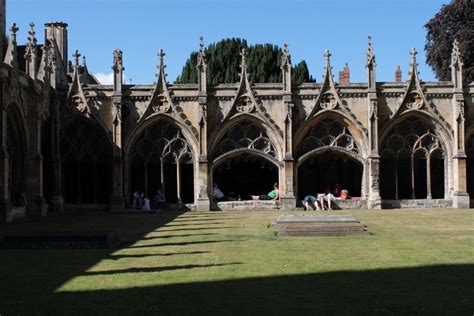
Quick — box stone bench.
[215,200,280,211]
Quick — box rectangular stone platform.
[271,214,369,236]
[1,230,119,249]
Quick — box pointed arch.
[294,111,368,160]
[60,116,113,204]
[208,114,283,162]
[380,114,449,200]
[124,114,197,204]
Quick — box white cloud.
[93,72,128,85]
[93,72,114,85]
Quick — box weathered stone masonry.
[1,2,474,221]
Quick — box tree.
[425,0,474,82]
[175,38,314,85]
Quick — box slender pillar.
[426,157,432,199]
[410,156,415,199]
[394,159,399,200]
[176,160,182,206]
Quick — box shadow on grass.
[124,239,240,249]
[109,251,211,259]
[83,262,243,276]
[49,264,474,314]
[139,233,218,240]
[156,226,239,233]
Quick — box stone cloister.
[1,2,474,222]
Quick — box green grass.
[1,209,474,315]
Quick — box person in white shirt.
[213,183,226,201]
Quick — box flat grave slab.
[271,214,369,237]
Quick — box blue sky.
[9,0,449,85]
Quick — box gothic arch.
[124,113,198,163]
[208,114,283,162]
[380,111,453,157]
[125,115,196,204]
[60,116,113,204]
[294,112,368,160]
[380,115,449,200]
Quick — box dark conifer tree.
[176,38,314,85]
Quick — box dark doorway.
[297,151,362,199]
[431,151,445,199]
[213,153,278,200]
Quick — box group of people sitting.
[213,182,280,202]
[132,185,166,211]
[303,184,350,211]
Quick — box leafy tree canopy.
[175,38,314,85]
[425,0,474,82]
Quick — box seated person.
[154,187,166,210]
[142,196,151,210]
[340,189,350,200]
[132,190,143,210]
[251,183,279,201]
[213,183,227,202]
[303,194,322,211]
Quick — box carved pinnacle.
[10,23,19,42]
[73,49,81,66]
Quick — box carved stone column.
[25,86,47,217]
[280,95,296,210]
[450,40,469,208]
[110,98,125,210]
[195,37,210,211]
[0,79,11,222]
[366,37,382,209]
[49,96,64,212]
[110,49,125,210]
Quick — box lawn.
[1,209,473,315]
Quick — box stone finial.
[324,49,331,61]
[450,39,463,69]
[239,47,248,78]
[10,22,19,43]
[197,36,207,70]
[112,48,124,71]
[281,43,291,70]
[410,48,417,62]
[82,55,87,67]
[73,49,81,67]
[27,22,37,47]
[158,48,165,65]
[395,65,402,82]
[366,36,376,68]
